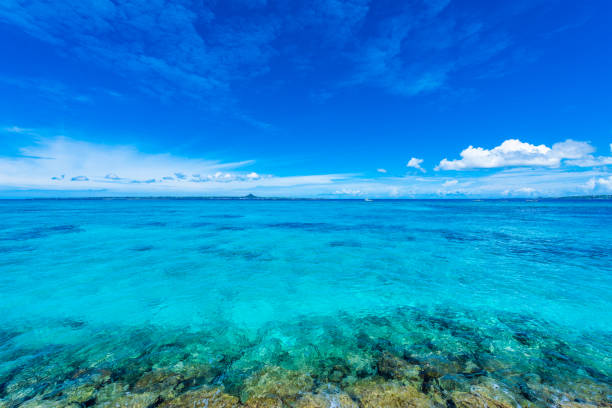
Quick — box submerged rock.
[95,392,159,408]
[347,379,432,408]
[95,382,130,403]
[450,391,514,408]
[449,380,520,408]
[60,368,112,404]
[18,399,73,408]
[294,391,358,408]
[241,366,314,403]
[437,374,471,393]
[64,383,97,403]
[159,387,240,408]
[377,352,421,383]
[133,370,184,399]
[243,396,283,408]
[556,402,601,408]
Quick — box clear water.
[0,199,611,407]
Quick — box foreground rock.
[347,379,432,408]
[294,390,358,408]
[95,392,159,408]
[159,387,240,408]
[241,366,314,404]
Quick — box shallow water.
[0,199,610,407]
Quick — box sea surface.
[0,199,610,408]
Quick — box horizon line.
[1,195,611,201]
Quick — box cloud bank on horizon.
[1,127,610,198]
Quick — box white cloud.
[564,156,612,167]
[501,187,536,196]
[515,187,536,195]
[442,179,458,187]
[406,157,425,172]
[598,176,612,190]
[436,139,601,170]
[334,188,363,196]
[586,175,612,192]
[377,168,387,173]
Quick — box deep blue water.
[0,199,610,407]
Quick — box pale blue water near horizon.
[0,199,611,407]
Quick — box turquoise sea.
[0,199,610,408]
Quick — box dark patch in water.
[504,237,612,262]
[442,231,482,243]
[513,331,532,346]
[329,241,362,248]
[216,225,245,231]
[267,222,332,230]
[197,244,268,261]
[267,222,414,235]
[163,267,189,278]
[131,245,154,252]
[62,318,86,329]
[0,245,35,253]
[50,225,79,232]
[518,382,538,402]
[139,221,167,227]
[0,225,83,241]
[490,231,513,241]
[201,214,243,219]
[198,244,217,253]
[0,329,21,346]
[221,249,260,260]
[191,222,215,228]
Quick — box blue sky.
[0,0,611,197]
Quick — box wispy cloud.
[4,125,34,134]
[343,1,520,96]
[0,0,541,102]
[0,75,99,105]
[0,135,252,189]
[0,132,350,195]
[0,0,276,100]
